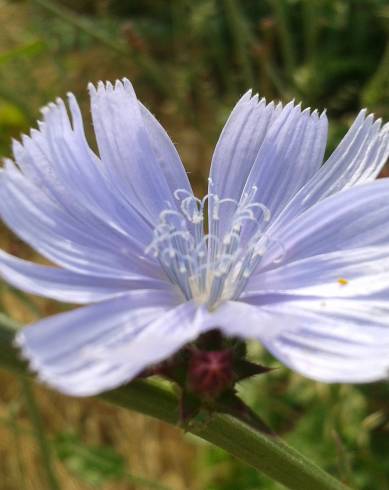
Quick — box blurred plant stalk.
[269,0,297,82]
[223,0,254,88]
[20,377,62,490]
[31,0,171,97]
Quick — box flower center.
[146,184,274,309]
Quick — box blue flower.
[1,79,388,396]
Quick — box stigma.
[146,185,273,309]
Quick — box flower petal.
[0,163,160,279]
[15,290,198,397]
[196,300,284,342]
[253,298,389,383]
[194,300,380,381]
[241,103,328,219]
[273,111,389,231]
[208,94,327,238]
[89,79,193,223]
[139,102,192,197]
[0,250,169,303]
[12,95,153,248]
[208,91,280,205]
[263,178,389,267]
[245,247,389,298]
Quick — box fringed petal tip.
[13,331,48,385]
[247,90,326,122]
[13,331,44,375]
[13,325,121,398]
[87,78,135,96]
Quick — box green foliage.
[54,432,172,488]
[54,432,126,487]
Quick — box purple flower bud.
[187,349,234,398]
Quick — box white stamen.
[147,188,275,309]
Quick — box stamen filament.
[147,187,275,309]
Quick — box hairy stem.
[0,318,348,490]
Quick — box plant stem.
[105,382,348,490]
[362,41,389,110]
[223,0,254,88]
[269,0,297,81]
[0,318,348,490]
[20,377,61,490]
[7,402,28,490]
[302,0,318,64]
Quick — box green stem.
[20,377,61,490]
[361,41,389,109]
[223,0,254,88]
[302,0,320,65]
[0,318,348,490]
[269,0,297,81]
[7,402,28,490]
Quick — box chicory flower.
[1,79,388,396]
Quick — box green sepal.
[178,390,202,429]
[234,359,274,382]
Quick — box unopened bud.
[187,349,234,398]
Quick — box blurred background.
[0,0,388,488]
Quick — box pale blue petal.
[16,292,199,396]
[89,79,192,223]
[263,178,389,267]
[273,112,389,231]
[0,163,160,279]
[139,102,193,197]
[12,98,153,249]
[245,247,389,298]
[254,298,389,383]
[197,296,389,382]
[196,300,282,342]
[241,103,328,219]
[206,294,389,382]
[208,91,280,206]
[208,95,327,239]
[0,250,170,303]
